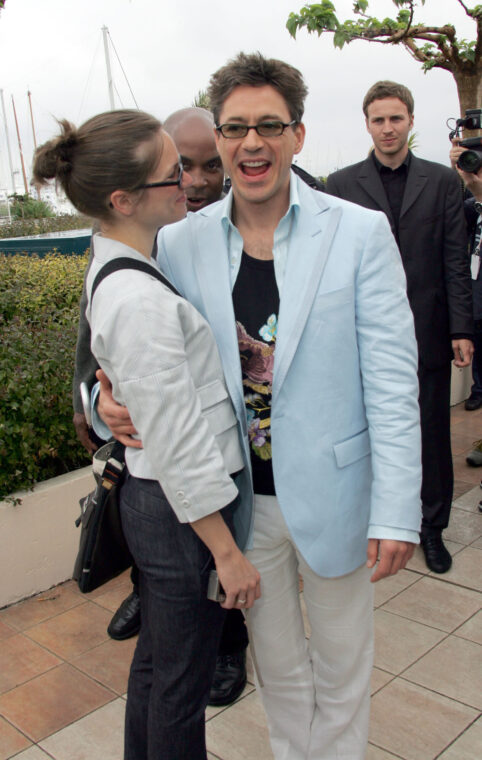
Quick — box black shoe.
[107,590,141,640]
[421,533,452,574]
[464,395,482,411]
[208,652,247,707]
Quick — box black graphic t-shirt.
[232,252,279,495]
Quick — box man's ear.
[293,122,306,155]
[109,189,137,217]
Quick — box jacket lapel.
[189,207,247,434]
[356,157,395,232]
[272,187,341,404]
[400,154,428,219]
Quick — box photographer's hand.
[449,138,465,170]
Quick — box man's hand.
[96,369,143,448]
[452,338,474,368]
[73,412,98,454]
[367,538,415,583]
[449,138,465,171]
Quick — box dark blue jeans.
[120,473,227,760]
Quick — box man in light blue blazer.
[99,53,422,759]
[155,53,422,760]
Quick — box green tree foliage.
[0,252,91,500]
[287,1,482,115]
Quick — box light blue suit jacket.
[158,175,422,577]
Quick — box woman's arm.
[191,511,260,609]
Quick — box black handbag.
[73,255,180,593]
[73,440,132,592]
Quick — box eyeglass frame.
[135,160,184,190]
[215,120,297,139]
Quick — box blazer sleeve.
[443,171,473,336]
[355,213,422,536]
[90,278,238,523]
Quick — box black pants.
[121,474,227,760]
[131,564,248,656]
[419,362,453,534]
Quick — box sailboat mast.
[102,26,115,111]
[0,88,15,193]
[27,90,37,149]
[11,95,28,194]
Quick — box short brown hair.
[207,51,308,125]
[362,81,414,117]
[33,109,161,220]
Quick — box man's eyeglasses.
[136,160,184,190]
[215,120,296,139]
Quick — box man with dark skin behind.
[72,107,248,707]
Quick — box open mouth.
[239,160,271,178]
[186,197,207,209]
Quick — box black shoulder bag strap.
[91,256,181,299]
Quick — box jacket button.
[176,490,184,499]
[182,499,190,508]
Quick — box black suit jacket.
[326,153,472,369]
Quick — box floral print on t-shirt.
[236,313,277,461]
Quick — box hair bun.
[33,120,78,183]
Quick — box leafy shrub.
[0,252,91,500]
[10,194,54,220]
[0,213,93,240]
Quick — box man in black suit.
[326,81,473,573]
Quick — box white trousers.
[245,494,374,760]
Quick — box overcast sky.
[0,0,476,192]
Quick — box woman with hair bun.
[34,110,259,760]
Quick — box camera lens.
[457,150,482,173]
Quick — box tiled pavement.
[0,404,481,760]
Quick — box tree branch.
[399,0,415,41]
[454,0,471,15]
[402,37,453,72]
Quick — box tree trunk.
[453,68,482,118]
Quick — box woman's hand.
[215,551,261,610]
[190,510,261,609]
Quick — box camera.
[457,137,482,173]
[449,109,482,173]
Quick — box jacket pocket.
[333,428,371,468]
[312,285,354,315]
[198,379,237,436]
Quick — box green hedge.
[0,213,93,240]
[0,252,91,500]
